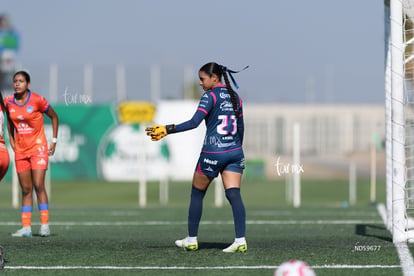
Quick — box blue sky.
[1,0,384,103]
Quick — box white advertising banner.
[98,100,205,181]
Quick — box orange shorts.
[0,144,9,181]
[15,146,49,173]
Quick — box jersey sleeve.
[38,95,50,113]
[174,92,215,133]
[4,95,11,109]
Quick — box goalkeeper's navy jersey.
[175,84,244,153]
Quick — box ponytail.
[220,65,249,118]
[222,69,241,118]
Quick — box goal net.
[385,0,414,243]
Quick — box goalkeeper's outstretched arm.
[146,109,207,141]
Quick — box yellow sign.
[118,102,156,123]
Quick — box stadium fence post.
[116,64,127,102]
[139,127,147,207]
[349,161,356,205]
[293,122,301,208]
[48,63,58,103]
[12,163,18,209]
[370,134,376,204]
[83,64,93,102]
[214,177,224,207]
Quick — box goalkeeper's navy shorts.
[195,147,245,178]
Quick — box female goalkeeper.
[146,62,248,253]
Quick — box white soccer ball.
[274,260,316,276]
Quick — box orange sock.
[39,210,49,225]
[22,212,32,227]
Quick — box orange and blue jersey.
[175,84,244,153]
[4,90,50,154]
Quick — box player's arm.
[172,109,207,133]
[145,109,207,141]
[45,106,59,155]
[146,92,212,141]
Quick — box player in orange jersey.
[4,71,59,237]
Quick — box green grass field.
[0,178,406,275]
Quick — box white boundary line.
[3,264,402,270]
[0,215,399,272]
[0,220,382,226]
[377,203,414,276]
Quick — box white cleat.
[223,241,247,253]
[39,224,51,237]
[11,227,32,237]
[175,237,198,251]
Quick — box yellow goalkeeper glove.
[145,125,167,141]
[145,124,176,141]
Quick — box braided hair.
[199,62,241,118]
[221,67,241,118]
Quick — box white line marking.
[377,203,414,276]
[377,203,388,226]
[3,265,402,270]
[395,243,414,276]
[0,220,383,227]
[0,212,400,272]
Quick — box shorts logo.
[26,106,34,113]
[203,158,218,165]
[205,166,214,172]
[37,158,46,165]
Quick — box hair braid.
[222,70,240,118]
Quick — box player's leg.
[175,165,214,251]
[29,148,51,237]
[221,170,247,252]
[12,166,33,237]
[32,169,50,237]
[188,171,213,236]
[221,149,247,253]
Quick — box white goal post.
[385,0,414,243]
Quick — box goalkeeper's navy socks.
[188,185,206,237]
[225,187,246,238]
